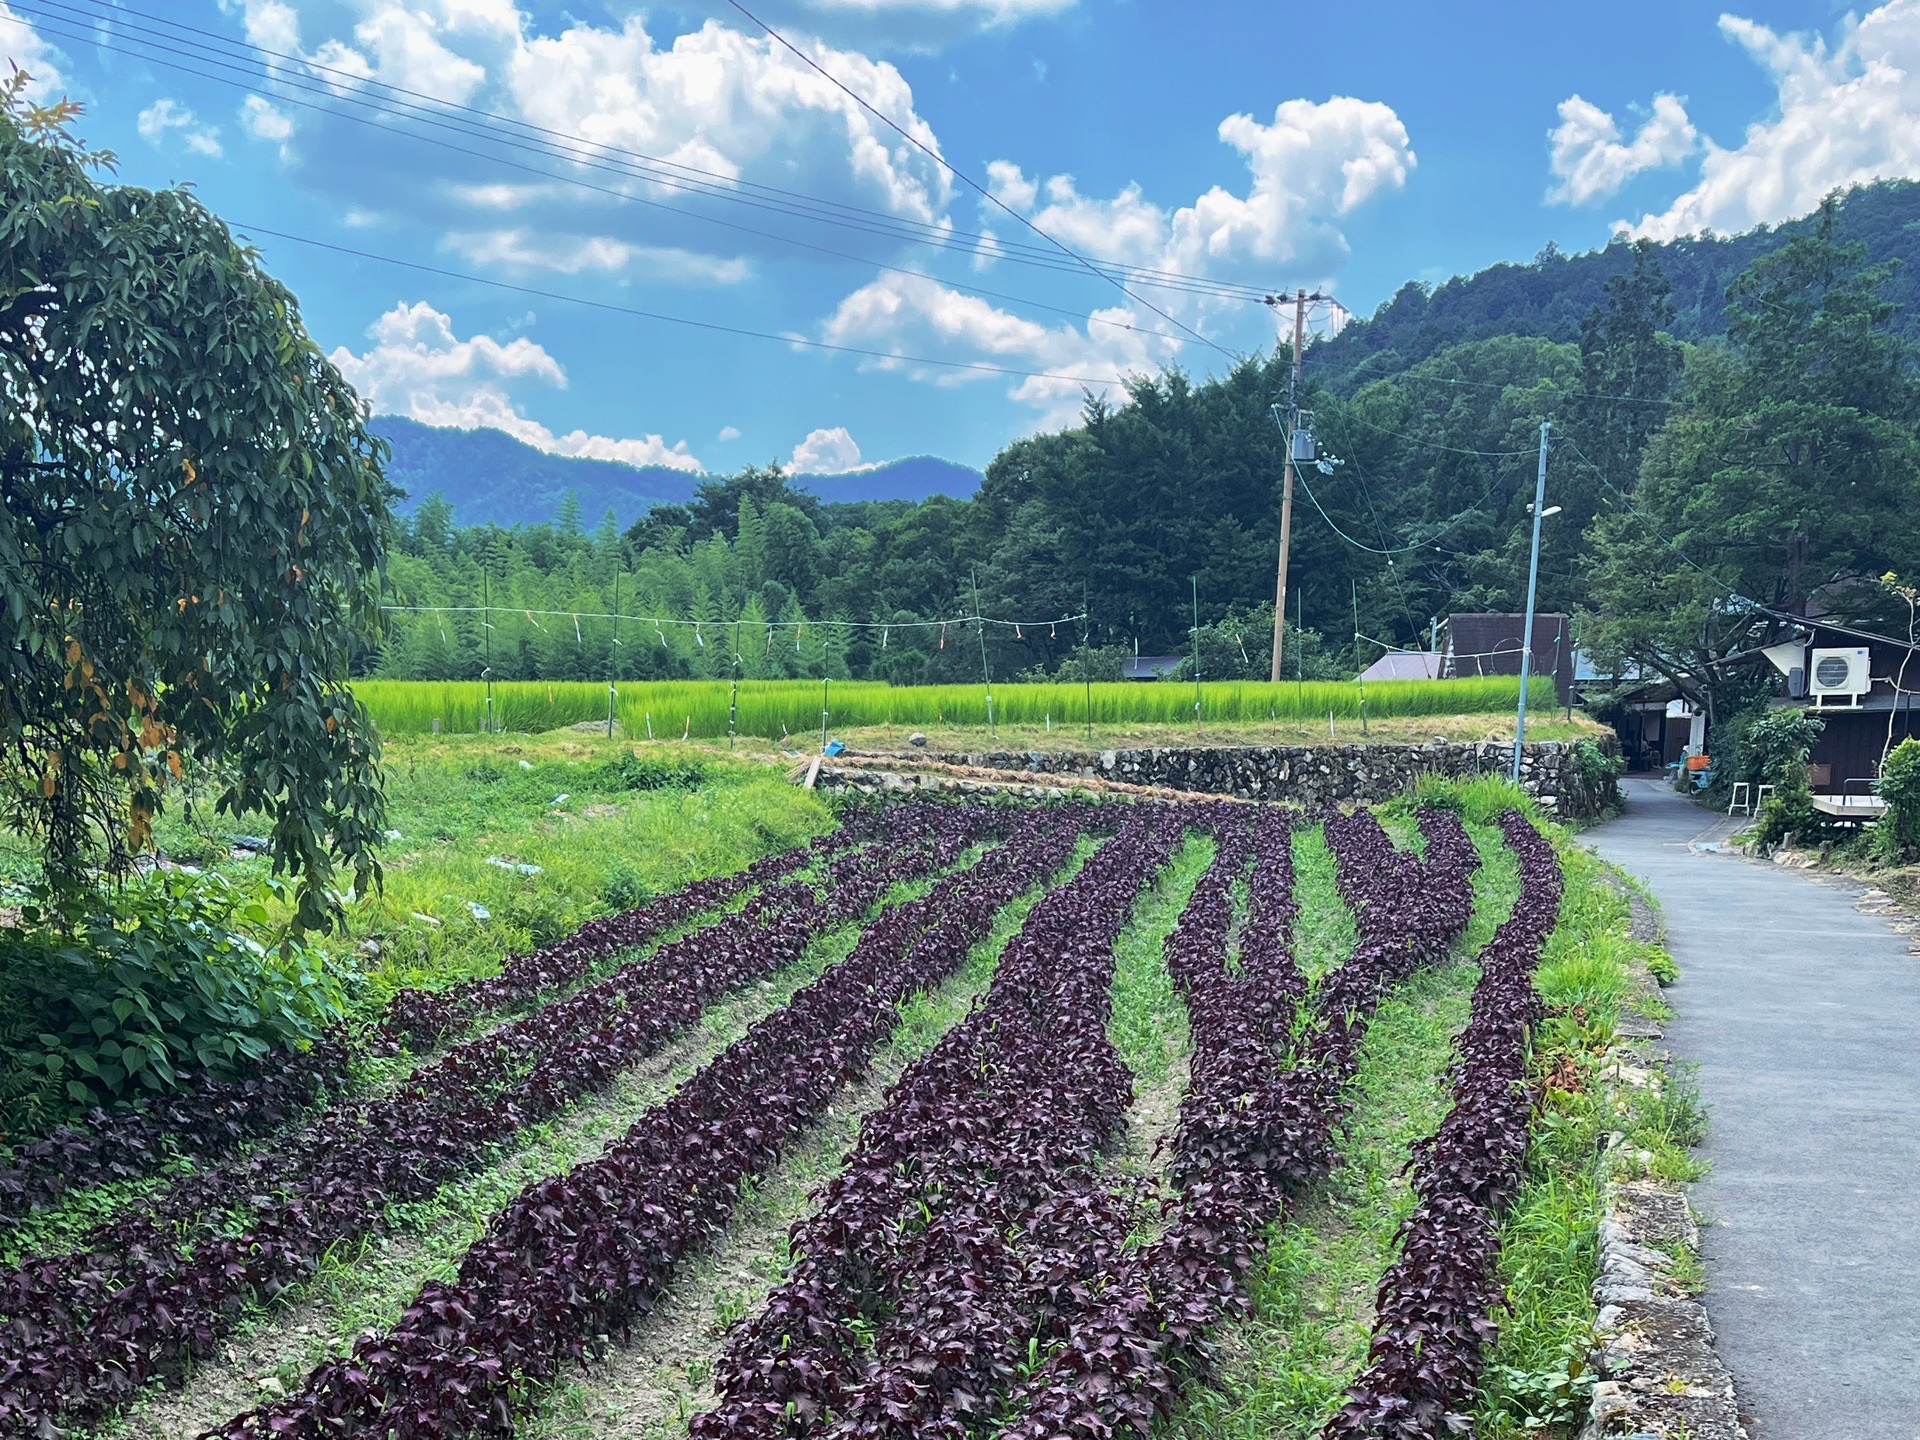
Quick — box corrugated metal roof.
[1122,655,1184,680]
[1359,651,1443,682]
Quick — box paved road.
[1583,778,1920,1439]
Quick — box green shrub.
[1752,777,1823,852]
[1739,708,1825,788]
[1571,738,1623,794]
[1875,738,1920,862]
[0,872,343,1129]
[600,862,652,913]
[1742,709,1829,852]
[595,753,708,792]
[1394,773,1540,828]
[1646,949,1680,985]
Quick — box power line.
[1366,370,1689,409]
[231,222,1146,386]
[720,0,1238,360]
[1329,406,1537,458]
[1551,433,1751,602]
[382,604,1088,631]
[26,0,1280,308]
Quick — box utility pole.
[482,565,494,737]
[1512,421,1551,785]
[1191,575,1202,735]
[1267,289,1329,681]
[607,568,620,739]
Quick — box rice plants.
[352,676,1552,741]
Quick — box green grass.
[1289,823,1357,989]
[1473,836,1706,1438]
[148,732,831,1018]
[1108,832,1213,1092]
[1171,960,1480,1438]
[352,676,1554,741]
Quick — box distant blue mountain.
[373,416,982,528]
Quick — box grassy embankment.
[153,734,831,1015]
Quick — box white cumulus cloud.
[331,302,702,472]
[137,98,224,158]
[445,228,751,284]
[230,2,954,276]
[1632,1,1920,239]
[1547,93,1697,204]
[240,95,294,157]
[789,426,867,473]
[821,271,1164,430]
[829,94,1413,427]
[0,2,64,99]
[808,0,1075,20]
[718,425,743,441]
[987,95,1414,283]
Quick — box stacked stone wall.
[855,739,1618,819]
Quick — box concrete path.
[1583,778,1920,1439]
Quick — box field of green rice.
[354,676,1553,741]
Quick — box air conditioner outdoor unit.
[1809,647,1871,707]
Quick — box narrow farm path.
[1583,778,1920,1440]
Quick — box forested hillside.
[1311,178,1920,390]
[375,416,983,527]
[375,185,1920,723]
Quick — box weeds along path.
[204,808,1095,1439]
[114,852,985,1440]
[513,837,1105,1440]
[0,811,982,1438]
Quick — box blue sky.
[3,0,1908,478]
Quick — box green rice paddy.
[353,676,1553,741]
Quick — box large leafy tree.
[1583,201,1920,720]
[0,88,394,929]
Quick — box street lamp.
[1512,425,1560,785]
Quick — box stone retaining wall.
[856,739,1618,819]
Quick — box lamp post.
[1512,420,1562,785]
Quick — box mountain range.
[374,415,984,529]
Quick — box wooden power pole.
[1267,289,1328,682]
